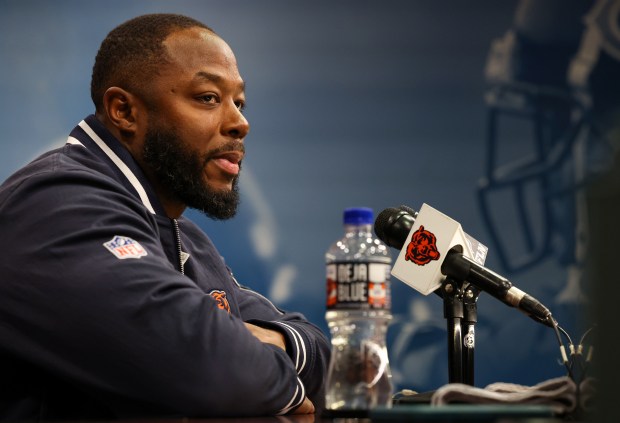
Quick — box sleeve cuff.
[272,321,308,375]
[276,376,306,415]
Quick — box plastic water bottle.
[325,207,393,411]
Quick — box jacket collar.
[67,115,167,216]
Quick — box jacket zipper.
[172,218,184,275]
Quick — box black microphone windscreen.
[374,207,417,249]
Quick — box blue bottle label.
[326,262,391,310]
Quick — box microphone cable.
[552,320,575,380]
[551,319,596,383]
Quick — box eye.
[197,94,219,105]
[235,100,246,112]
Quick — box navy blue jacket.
[0,115,330,420]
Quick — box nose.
[222,100,250,139]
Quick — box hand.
[291,397,315,415]
[244,322,286,351]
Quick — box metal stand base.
[441,277,480,385]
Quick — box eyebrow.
[193,71,246,91]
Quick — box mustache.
[204,140,245,162]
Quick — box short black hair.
[90,13,214,111]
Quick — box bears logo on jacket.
[209,290,231,313]
[405,225,441,266]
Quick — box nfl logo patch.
[103,235,148,260]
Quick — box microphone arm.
[442,248,554,327]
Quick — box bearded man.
[0,13,329,420]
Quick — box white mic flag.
[390,203,488,295]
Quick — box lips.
[211,151,243,176]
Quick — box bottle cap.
[343,207,374,225]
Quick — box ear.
[101,87,143,137]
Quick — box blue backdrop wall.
[2,0,613,394]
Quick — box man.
[0,14,329,420]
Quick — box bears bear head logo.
[405,225,441,266]
[209,290,231,313]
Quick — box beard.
[142,123,241,220]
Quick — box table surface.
[126,404,569,423]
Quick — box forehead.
[159,27,243,86]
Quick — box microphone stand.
[440,277,479,385]
[462,284,480,386]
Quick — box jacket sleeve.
[233,276,331,413]
[0,166,307,418]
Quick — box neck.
[157,189,187,219]
[136,164,187,219]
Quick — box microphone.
[375,204,554,327]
